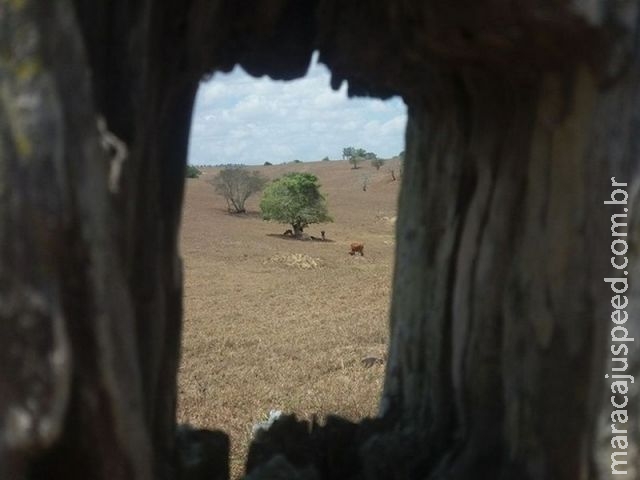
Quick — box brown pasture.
[177,158,400,478]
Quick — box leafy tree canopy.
[355,148,367,158]
[342,146,355,159]
[260,172,332,235]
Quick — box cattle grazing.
[283,229,293,236]
[349,242,364,256]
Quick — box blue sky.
[187,55,407,166]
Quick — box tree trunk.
[383,67,639,478]
[1,1,228,479]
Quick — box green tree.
[186,165,202,178]
[260,173,332,236]
[371,158,385,170]
[349,156,362,169]
[208,165,267,213]
[342,146,355,160]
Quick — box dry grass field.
[177,158,401,478]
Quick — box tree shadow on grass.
[215,209,262,220]
[265,234,335,243]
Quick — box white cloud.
[187,56,407,166]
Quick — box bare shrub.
[208,165,268,213]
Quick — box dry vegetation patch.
[266,252,324,269]
[178,159,399,478]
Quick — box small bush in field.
[371,158,385,170]
[186,165,202,178]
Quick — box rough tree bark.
[1,2,227,480]
[1,1,639,480]
[385,68,640,478]
[380,5,640,478]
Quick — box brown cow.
[349,242,364,256]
